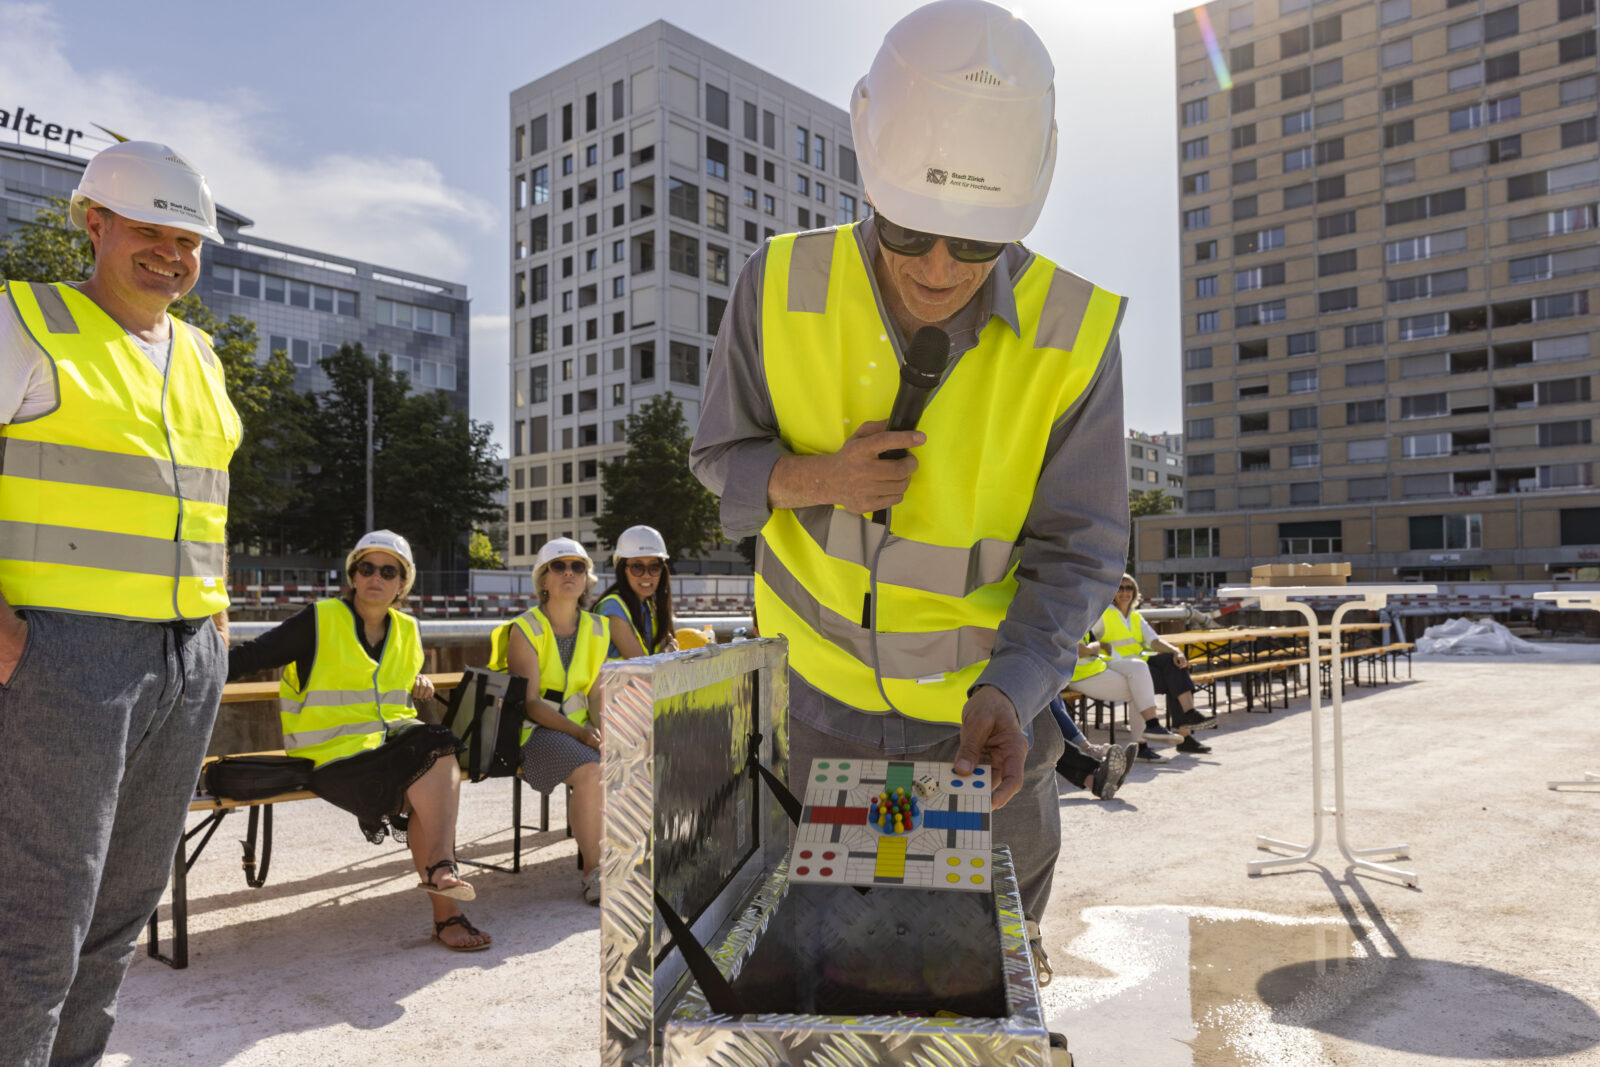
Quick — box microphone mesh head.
[906,326,952,381]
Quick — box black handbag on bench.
[201,754,315,802]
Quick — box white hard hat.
[70,141,222,244]
[611,525,670,565]
[535,537,591,571]
[533,537,596,601]
[347,529,416,599]
[850,0,1057,243]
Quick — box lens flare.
[1194,6,1234,90]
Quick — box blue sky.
[1,0,1194,453]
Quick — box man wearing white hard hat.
[0,141,242,1061]
[691,0,1128,977]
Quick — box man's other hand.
[953,685,1027,809]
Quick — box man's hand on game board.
[953,686,1027,809]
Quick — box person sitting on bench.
[489,538,642,905]
[1067,629,1209,763]
[228,530,490,952]
[1093,574,1216,736]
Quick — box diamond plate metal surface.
[600,640,791,1067]
[663,848,1049,1067]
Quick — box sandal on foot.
[418,859,476,901]
[432,914,491,952]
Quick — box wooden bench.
[145,674,553,970]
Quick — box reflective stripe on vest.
[754,224,1124,723]
[278,599,422,768]
[0,281,239,620]
[489,606,608,742]
[1100,607,1148,659]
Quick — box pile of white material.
[1416,617,1543,655]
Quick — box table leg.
[1329,600,1417,887]
[1250,601,1324,875]
[1548,771,1600,790]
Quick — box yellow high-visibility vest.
[0,281,240,620]
[754,224,1125,723]
[490,605,608,742]
[1069,632,1109,684]
[595,591,646,659]
[1099,607,1150,659]
[279,598,422,768]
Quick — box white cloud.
[0,2,494,279]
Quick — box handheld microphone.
[878,326,951,461]
[870,326,950,526]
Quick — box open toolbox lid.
[597,638,793,1067]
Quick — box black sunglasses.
[547,558,589,575]
[626,560,665,577]
[1118,584,1137,592]
[877,215,1008,264]
[355,560,401,581]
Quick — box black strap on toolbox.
[746,730,803,826]
[654,890,745,1016]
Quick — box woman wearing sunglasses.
[227,530,490,952]
[594,525,678,659]
[489,537,642,904]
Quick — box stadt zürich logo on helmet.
[153,199,168,209]
[925,168,948,185]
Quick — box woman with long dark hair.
[594,525,677,658]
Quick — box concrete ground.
[107,645,1600,1066]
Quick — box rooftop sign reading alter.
[1,106,85,147]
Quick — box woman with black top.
[227,530,490,952]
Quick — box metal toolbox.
[597,638,1051,1066]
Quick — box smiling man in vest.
[0,142,239,1065]
[691,0,1128,978]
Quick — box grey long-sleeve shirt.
[689,219,1129,752]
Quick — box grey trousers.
[0,611,225,1067]
[786,712,1065,923]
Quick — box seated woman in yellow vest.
[1065,627,1188,764]
[489,538,641,904]
[593,524,676,659]
[227,531,490,952]
[1092,573,1217,745]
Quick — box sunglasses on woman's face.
[355,561,401,581]
[876,215,1008,264]
[547,559,589,575]
[627,561,664,578]
[1118,585,1136,592]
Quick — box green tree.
[293,343,503,570]
[0,199,93,282]
[596,392,721,560]
[467,529,504,570]
[170,293,316,546]
[1128,488,1177,572]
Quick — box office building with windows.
[1129,429,1188,506]
[2,137,470,410]
[1140,0,1600,598]
[505,21,866,564]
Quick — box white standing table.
[1219,584,1436,887]
[1534,590,1600,790]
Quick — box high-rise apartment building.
[505,21,866,564]
[1141,0,1600,598]
[1129,429,1189,506]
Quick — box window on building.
[669,341,700,385]
[1410,514,1482,550]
